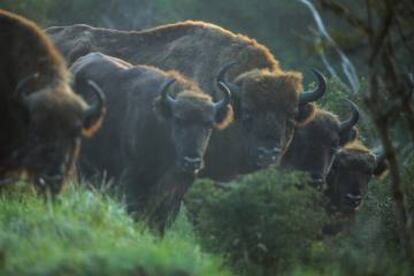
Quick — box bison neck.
[201,124,251,181]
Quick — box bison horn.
[15,73,40,97]
[83,80,106,125]
[340,99,360,132]
[161,79,177,107]
[214,81,232,112]
[299,69,326,105]
[216,62,240,97]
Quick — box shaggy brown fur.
[47,20,318,181]
[0,10,104,194]
[235,69,302,111]
[0,9,68,93]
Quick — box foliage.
[0,182,229,275]
[185,169,329,275]
[297,157,414,275]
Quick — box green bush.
[185,169,329,275]
[292,158,414,276]
[0,182,229,275]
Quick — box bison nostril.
[346,193,362,200]
[37,177,46,187]
[310,173,323,181]
[345,193,363,207]
[181,156,202,172]
[272,147,281,153]
[183,156,201,163]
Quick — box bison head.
[154,78,233,174]
[16,75,105,195]
[218,64,325,170]
[281,101,360,188]
[325,145,388,216]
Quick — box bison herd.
[1,10,387,234]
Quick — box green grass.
[0,182,229,276]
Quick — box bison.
[325,143,388,217]
[281,101,359,188]
[0,9,105,194]
[46,21,325,180]
[70,52,233,232]
[321,142,388,235]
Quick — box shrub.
[185,169,329,275]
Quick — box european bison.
[325,142,388,217]
[281,101,359,188]
[0,10,105,194]
[70,52,233,232]
[46,21,325,180]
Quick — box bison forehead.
[334,150,376,172]
[172,96,215,121]
[301,111,340,136]
[28,86,87,126]
[236,69,302,111]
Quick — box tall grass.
[0,181,229,275]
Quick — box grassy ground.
[0,181,229,276]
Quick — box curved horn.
[213,81,232,113]
[83,80,106,123]
[216,62,240,96]
[161,79,177,107]
[340,99,360,132]
[15,73,40,97]
[299,69,326,105]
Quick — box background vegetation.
[0,0,413,275]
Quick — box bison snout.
[35,173,65,195]
[309,173,325,189]
[345,193,363,208]
[180,156,203,174]
[256,147,281,168]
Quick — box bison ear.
[153,97,172,119]
[339,127,359,146]
[373,158,389,179]
[214,104,234,129]
[296,103,316,126]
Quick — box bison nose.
[36,173,65,194]
[345,193,363,207]
[309,173,325,189]
[256,147,281,168]
[181,156,203,174]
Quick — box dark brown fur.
[0,10,103,194]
